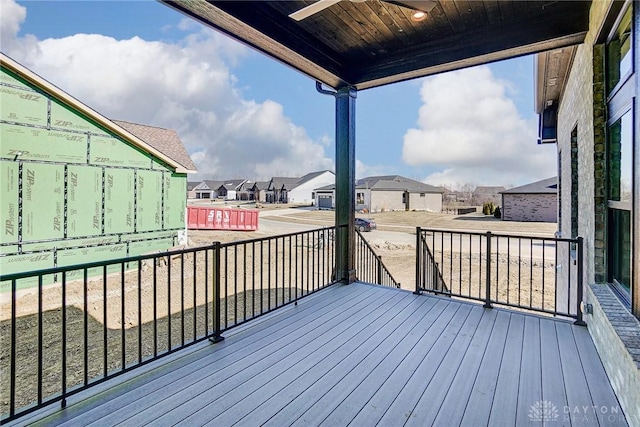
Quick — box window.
[558,150,562,233]
[605,3,634,309]
[356,192,364,205]
[607,109,633,297]
[571,127,579,239]
[420,193,425,197]
[608,112,633,203]
[606,6,632,93]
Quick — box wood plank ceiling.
[162,0,591,90]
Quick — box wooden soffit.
[162,0,591,90]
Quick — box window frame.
[603,1,636,314]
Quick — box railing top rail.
[417,227,581,244]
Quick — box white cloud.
[1,0,333,181]
[0,0,39,55]
[402,66,555,187]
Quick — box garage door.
[318,196,333,209]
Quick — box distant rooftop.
[501,177,558,194]
[356,175,443,193]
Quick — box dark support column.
[335,86,357,283]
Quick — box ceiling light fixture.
[411,10,427,22]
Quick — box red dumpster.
[187,207,259,231]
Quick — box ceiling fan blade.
[385,0,437,13]
[289,0,342,21]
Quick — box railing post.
[377,255,383,285]
[484,231,493,308]
[574,236,586,326]
[210,241,225,343]
[415,227,421,294]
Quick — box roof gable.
[296,170,334,185]
[1,53,195,174]
[196,180,225,190]
[251,181,271,190]
[270,177,301,190]
[221,179,247,190]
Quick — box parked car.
[355,217,376,232]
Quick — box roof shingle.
[113,120,197,173]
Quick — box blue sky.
[2,0,556,187]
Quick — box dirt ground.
[1,207,559,414]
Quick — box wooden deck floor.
[18,283,626,426]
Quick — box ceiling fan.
[289,0,438,22]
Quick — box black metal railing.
[415,227,584,322]
[354,230,400,288]
[416,232,447,293]
[0,227,338,423]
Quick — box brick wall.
[558,42,595,283]
[502,193,557,222]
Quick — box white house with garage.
[287,170,335,205]
[315,175,443,213]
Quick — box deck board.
[515,315,543,424]
[487,313,525,426]
[539,318,569,426]
[458,309,511,426]
[348,302,465,427]
[252,293,438,426]
[21,282,626,427]
[306,298,449,427]
[377,303,476,425]
[572,326,627,426]
[404,305,488,426]
[136,286,399,425]
[430,307,498,426]
[192,291,415,426]
[557,321,599,425]
[55,283,367,426]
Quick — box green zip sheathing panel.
[0,66,188,290]
[1,160,18,244]
[22,162,65,241]
[1,123,87,162]
[0,85,48,126]
[0,252,55,291]
[67,165,102,238]
[104,167,135,234]
[91,134,153,168]
[0,68,31,90]
[136,169,163,232]
[50,98,108,135]
[165,172,187,229]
